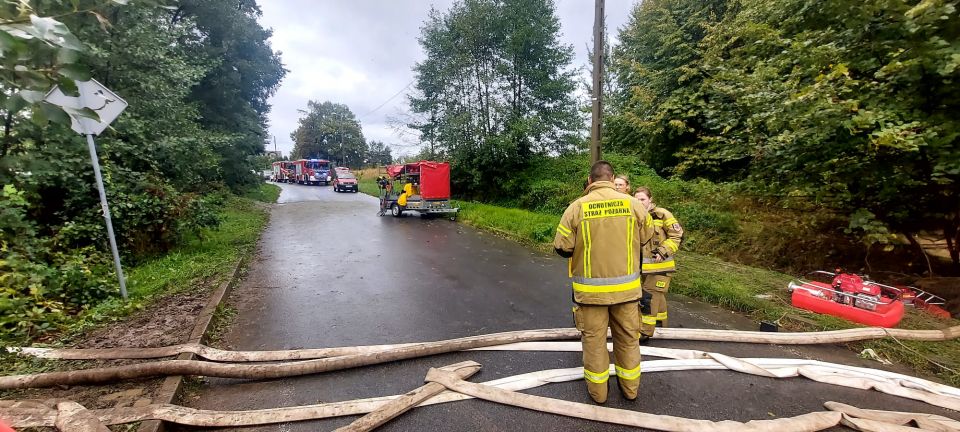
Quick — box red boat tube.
[789,280,904,328]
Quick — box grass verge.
[107,195,267,304]
[356,187,960,386]
[242,181,282,204]
[358,174,380,197]
[453,201,559,251]
[1,194,270,365]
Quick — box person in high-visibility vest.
[554,161,654,404]
[634,186,683,341]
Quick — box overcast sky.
[258,1,636,158]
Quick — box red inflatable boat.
[788,271,904,328]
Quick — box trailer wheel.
[391,203,403,217]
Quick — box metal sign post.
[44,80,129,299]
[83,132,127,299]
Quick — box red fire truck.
[271,161,296,183]
[294,159,332,185]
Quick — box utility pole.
[339,111,346,167]
[590,0,605,164]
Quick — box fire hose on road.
[2,325,959,390]
[3,326,959,430]
[3,357,959,431]
[8,324,960,362]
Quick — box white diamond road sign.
[44,79,128,136]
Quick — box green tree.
[367,140,393,166]
[700,0,960,268]
[610,0,960,270]
[0,0,133,140]
[173,0,287,190]
[409,0,581,198]
[609,0,734,177]
[0,0,287,340]
[290,101,368,167]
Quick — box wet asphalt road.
[181,182,957,431]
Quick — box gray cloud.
[259,0,635,158]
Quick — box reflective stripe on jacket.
[641,206,683,274]
[554,181,654,305]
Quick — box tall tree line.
[0,0,285,339]
[290,101,395,167]
[408,0,582,199]
[609,0,960,268]
[290,101,369,166]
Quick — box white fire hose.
[3,356,959,431]
[4,326,959,431]
[9,324,960,362]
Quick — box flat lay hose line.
[9,324,960,362]
[3,354,958,429]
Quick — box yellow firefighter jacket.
[398,183,413,206]
[641,206,683,274]
[553,181,654,305]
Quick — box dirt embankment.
[0,287,212,410]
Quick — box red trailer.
[379,161,458,218]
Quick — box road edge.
[136,256,245,432]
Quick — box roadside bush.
[478,152,904,273]
[107,176,222,257]
[0,149,223,342]
[519,179,580,214]
[672,202,738,237]
[0,186,114,342]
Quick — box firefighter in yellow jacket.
[554,161,654,404]
[634,186,683,340]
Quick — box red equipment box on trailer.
[386,161,452,199]
[381,161,458,218]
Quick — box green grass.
[358,175,380,197]
[241,181,281,203]
[454,201,560,248]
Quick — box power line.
[360,80,414,119]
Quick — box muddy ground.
[0,283,215,412]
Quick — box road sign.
[44,79,128,136]
[43,79,129,299]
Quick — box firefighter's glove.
[640,291,652,315]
